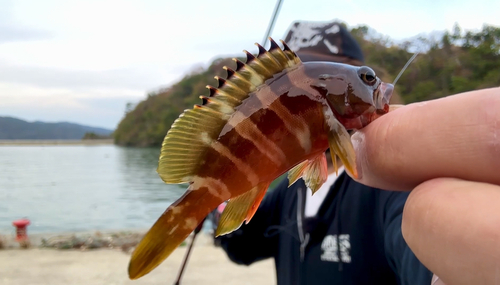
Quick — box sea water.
[0,145,186,234]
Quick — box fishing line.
[392,52,419,86]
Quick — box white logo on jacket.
[320,234,351,263]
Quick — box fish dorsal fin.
[157,38,302,184]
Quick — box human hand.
[350,87,500,285]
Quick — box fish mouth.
[378,82,394,113]
[354,82,394,128]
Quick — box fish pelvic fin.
[327,117,358,179]
[215,183,270,237]
[128,182,226,280]
[288,152,328,194]
[157,38,302,184]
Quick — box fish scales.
[212,78,329,187]
[191,71,329,206]
[128,38,394,280]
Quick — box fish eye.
[358,66,377,86]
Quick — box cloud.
[0,60,169,92]
[0,25,52,44]
[0,0,52,44]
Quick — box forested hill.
[114,24,500,147]
[0,116,113,140]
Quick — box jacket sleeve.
[217,178,288,265]
[380,190,433,285]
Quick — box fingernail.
[350,131,365,181]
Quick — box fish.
[128,38,394,279]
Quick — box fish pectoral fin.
[327,118,358,179]
[288,153,328,194]
[215,183,269,237]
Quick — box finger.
[351,87,500,190]
[402,178,500,285]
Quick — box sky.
[1,0,499,130]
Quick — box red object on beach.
[12,219,30,242]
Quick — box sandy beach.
[0,233,275,285]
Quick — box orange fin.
[288,153,328,194]
[332,151,338,176]
[327,117,358,179]
[215,183,269,237]
[128,183,225,280]
[302,153,328,194]
[287,160,309,187]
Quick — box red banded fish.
[128,38,394,279]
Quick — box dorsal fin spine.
[268,37,280,51]
[255,42,283,71]
[280,40,301,65]
[233,58,265,86]
[223,66,235,79]
[268,38,289,69]
[244,50,256,64]
[234,58,245,71]
[223,66,256,91]
[224,66,251,85]
[215,76,248,100]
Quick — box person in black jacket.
[216,20,433,285]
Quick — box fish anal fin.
[327,117,358,179]
[245,183,269,223]
[215,183,269,237]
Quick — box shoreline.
[0,229,276,285]
[0,139,114,146]
[0,228,149,250]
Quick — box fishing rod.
[261,0,284,48]
[173,217,206,285]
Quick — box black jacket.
[218,172,432,285]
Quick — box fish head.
[306,62,394,130]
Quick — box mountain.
[0,116,113,140]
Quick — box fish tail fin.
[128,183,224,280]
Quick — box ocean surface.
[0,144,188,234]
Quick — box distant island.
[0,116,113,140]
